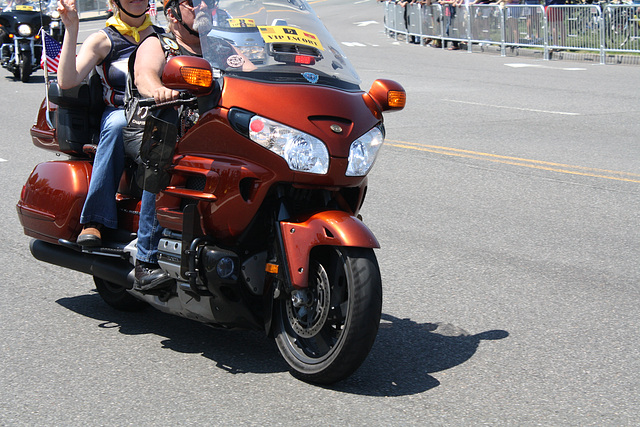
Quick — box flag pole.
[41,28,53,129]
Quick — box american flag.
[41,30,62,73]
[149,1,157,17]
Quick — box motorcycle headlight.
[346,127,384,177]
[249,115,329,174]
[18,24,32,37]
[50,11,60,19]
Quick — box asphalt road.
[1,0,639,425]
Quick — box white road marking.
[443,99,580,116]
[342,41,367,47]
[355,20,378,26]
[506,63,587,71]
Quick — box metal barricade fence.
[469,5,506,54]
[77,0,109,19]
[546,5,602,51]
[503,5,545,46]
[382,1,640,64]
[384,1,397,36]
[395,2,408,36]
[446,3,470,46]
[603,4,640,53]
[408,3,422,39]
[421,4,444,41]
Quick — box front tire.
[19,53,30,83]
[94,277,147,312]
[274,247,382,384]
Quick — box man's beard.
[193,9,213,34]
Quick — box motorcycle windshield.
[198,0,361,90]
[1,0,44,12]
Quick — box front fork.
[265,209,379,335]
[18,37,35,68]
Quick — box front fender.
[17,40,31,54]
[280,210,379,289]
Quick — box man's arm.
[133,36,181,104]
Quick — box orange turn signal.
[388,90,406,109]
[180,66,213,88]
[265,263,279,274]
[368,79,406,112]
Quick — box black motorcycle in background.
[0,0,62,82]
[44,0,64,44]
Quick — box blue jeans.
[80,106,126,229]
[136,190,164,264]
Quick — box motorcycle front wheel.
[274,246,382,384]
[19,53,30,83]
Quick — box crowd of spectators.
[380,0,640,51]
[382,0,552,49]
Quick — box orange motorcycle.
[17,0,405,384]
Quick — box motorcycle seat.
[48,74,105,156]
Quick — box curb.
[78,12,110,22]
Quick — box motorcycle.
[44,0,63,43]
[0,0,58,82]
[17,0,405,384]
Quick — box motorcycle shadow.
[330,314,509,396]
[56,293,509,393]
[56,292,288,376]
[2,74,45,84]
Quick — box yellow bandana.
[106,13,152,43]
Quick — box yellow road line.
[386,140,640,183]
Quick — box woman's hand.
[57,0,79,33]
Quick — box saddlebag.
[16,160,91,244]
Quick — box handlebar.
[138,94,198,109]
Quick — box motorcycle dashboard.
[199,0,361,90]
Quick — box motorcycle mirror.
[368,79,406,112]
[162,56,214,96]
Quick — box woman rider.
[56,0,161,247]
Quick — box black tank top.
[96,25,162,107]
